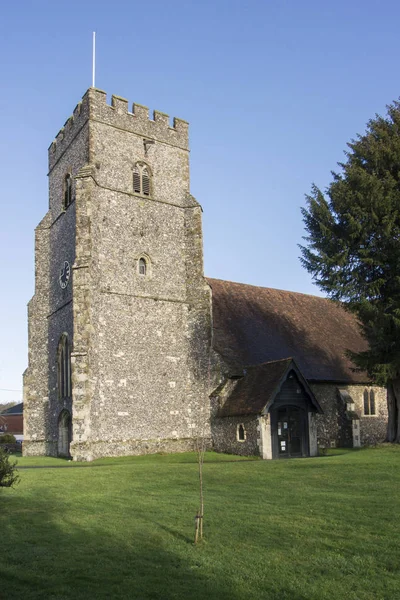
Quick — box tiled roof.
[207,278,369,383]
[217,358,322,417]
[0,402,23,415]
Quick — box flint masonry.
[23,88,212,460]
[23,89,388,461]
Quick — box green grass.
[1,448,400,600]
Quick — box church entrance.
[272,406,308,458]
[58,409,72,457]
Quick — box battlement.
[49,88,189,170]
[48,94,90,171]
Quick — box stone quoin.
[23,89,388,460]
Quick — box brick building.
[0,403,24,441]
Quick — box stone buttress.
[24,88,212,460]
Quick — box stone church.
[23,88,388,461]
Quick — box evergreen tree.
[300,101,400,442]
[0,448,19,488]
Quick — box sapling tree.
[194,431,206,544]
[193,352,213,545]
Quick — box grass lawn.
[1,448,399,600]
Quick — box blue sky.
[1,0,399,404]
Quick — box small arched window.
[58,334,72,399]
[363,388,376,415]
[237,423,246,442]
[138,258,147,276]
[64,173,73,209]
[133,163,151,196]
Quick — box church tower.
[23,89,212,460]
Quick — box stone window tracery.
[58,334,72,399]
[133,162,151,196]
[363,388,376,416]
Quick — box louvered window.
[133,163,151,196]
[139,258,147,275]
[64,173,72,209]
[133,166,141,193]
[142,168,150,195]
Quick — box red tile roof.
[217,358,323,417]
[207,278,369,383]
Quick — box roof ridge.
[206,277,328,301]
[246,357,293,369]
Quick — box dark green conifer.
[300,101,400,441]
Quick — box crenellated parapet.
[49,88,189,170]
[91,89,189,150]
[48,94,90,172]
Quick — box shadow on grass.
[318,448,366,458]
[14,451,260,470]
[0,485,310,600]
[156,522,193,545]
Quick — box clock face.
[59,261,71,289]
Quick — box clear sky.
[1,0,399,405]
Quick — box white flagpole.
[92,31,96,88]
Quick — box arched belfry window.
[133,162,151,196]
[138,257,147,276]
[58,334,72,399]
[133,166,140,193]
[142,167,150,195]
[64,173,73,209]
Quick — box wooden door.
[275,406,305,458]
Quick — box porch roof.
[217,358,322,417]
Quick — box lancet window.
[58,334,72,399]
[64,173,73,209]
[363,388,376,415]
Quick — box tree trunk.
[387,379,400,442]
[395,380,400,444]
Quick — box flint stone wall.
[312,383,387,447]
[26,88,212,460]
[23,213,52,455]
[71,99,211,460]
[211,413,260,457]
[25,88,390,461]
[24,105,88,456]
